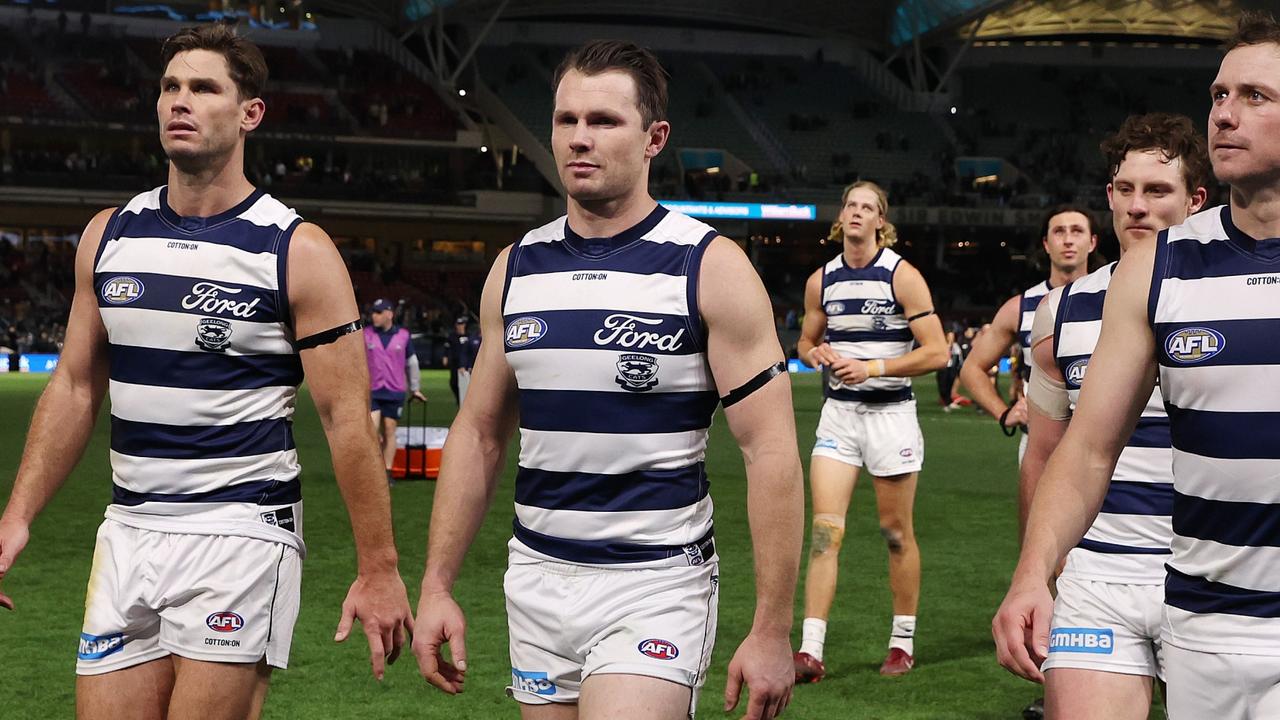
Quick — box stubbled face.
[158,49,259,172]
[552,69,666,204]
[1108,149,1204,251]
[837,187,885,244]
[1209,43,1280,190]
[1042,211,1095,274]
[372,308,394,329]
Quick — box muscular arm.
[0,208,114,608]
[993,241,1158,680]
[883,261,948,377]
[796,269,831,367]
[420,248,519,596]
[701,237,804,717]
[1017,296,1069,543]
[290,223,397,574]
[289,222,411,679]
[413,248,519,693]
[959,295,1021,421]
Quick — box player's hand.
[412,589,468,694]
[806,343,840,368]
[412,390,427,402]
[992,574,1053,683]
[0,518,30,611]
[1003,397,1029,428]
[334,568,414,681]
[723,631,793,720]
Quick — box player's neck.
[166,147,255,218]
[1048,263,1088,287]
[842,235,879,268]
[567,192,658,239]
[1230,184,1280,240]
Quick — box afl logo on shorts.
[1065,358,1089,387]
[101,276,144,305]
[1165,327,1224,364]
[505,316,546,348]
[638,639,679,660]
[206,612,244,633]
[824,302,845,315]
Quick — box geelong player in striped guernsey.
[992,12,1280,717]
[959,205,1096,535]
[994,113,1208,719]
[0,25,412,719]
[792,182,949,682]
[411,41,804,720]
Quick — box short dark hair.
[1100,113,1210,195]
[1226,10,1280,52]
[1041,204,1094,239]
[553,40,668,126]
[161,24,268,101]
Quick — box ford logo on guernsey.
[206,611,245,633]
[505,316,547,348]
[1165,327,1225,364]
[637,638,680,660]
[101,276,144,305]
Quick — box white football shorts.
[1165,642,1280,719]
[812,398,923,476]
[1041,575,1163,679]
[76,518,301,675]
[504,554,718,714]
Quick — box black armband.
[998,406,1018,437]
[721,361,786,408]
[907,309,935,322]
[296,319,364,350]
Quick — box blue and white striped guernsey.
[502,205,720,568]
[1151,205,1280,654]
[1018,280,1053,380]
[820,247,913,403]
[1051,264,1173,584]
[93,186,305,554]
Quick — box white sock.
[888,615,916,655]
[799,617,827,660]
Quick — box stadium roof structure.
[307,0,1248,50]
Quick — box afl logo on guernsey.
[1066,359,1089,386]
[505,316,547,348]
[824,301,845,315]
[1165,327,1225,364]
[101,276,144,305]
[637,639,679,660]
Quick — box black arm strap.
[907,309,935,322]
[721,361,786,408]
[999,406,1018,437]
[296,319,364,351]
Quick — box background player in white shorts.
[793,181,948,681]
[0,25,411,720]
[411,40,804,720]
[997,113,1208,719]
[993,12,1280,718]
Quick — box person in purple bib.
[364,298,426,482]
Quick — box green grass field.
[0,370,1162,719]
